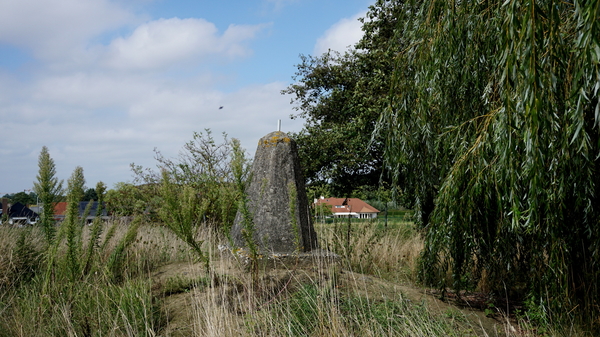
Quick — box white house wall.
[334,212,378,219]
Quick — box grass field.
[0,217,587,336]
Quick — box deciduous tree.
[131,129,251,229]
[83,188,97,202]
[11,192,35,205]
[282,0,404,196]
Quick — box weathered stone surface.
[231,131,318,253]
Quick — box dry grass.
[0,217,587,336]
[315,219,423,282]
[0,227,44,287]
[149,219,511,336]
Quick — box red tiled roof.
[314,197,380,214]
[54,202,67,215]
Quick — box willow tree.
[380,0,600,323]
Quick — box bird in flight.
[219,106,224,109]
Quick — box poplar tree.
[33,146,63,244]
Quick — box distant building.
[314,197,380,219]
[1,198,7,218]
[4,202,39,225]
[54,201,108,223]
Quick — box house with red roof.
[54,201,108,223]
[314,197,380,219]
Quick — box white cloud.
[33,72,149,109]
[313,11,365,55]
[0,0,134,59]
[0,1,307,192]
[101,18,267,70]
[0,65,303,191]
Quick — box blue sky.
[0,0,373,194]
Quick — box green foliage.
[231,138,259,261]
[283,20,396,196]
[106,217,140,282]
[305,182,332,201]
[82,187,97,201]
[116,131,253,272]
[287,182,302,252]
[105,182,156,217]
[62,166,86,281]
[11,229,42,286]
[313,202,333,220]
[161,274,209,296]
[0,218,159,335]
[132,129,248,229]
[10,191,35,205]
[280,283,322,336]
[83,182,106,276]
[378,0,600,327]
[3,273,160,336]
[350,184,399,210]
[158,170,208,267]
[324,220,383,271]
[271,282,470,337]
[66,166,85,203]
[94,181,106,202]
[339,296,422,334]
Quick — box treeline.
[2,187,97,205]
[285,0,600,330]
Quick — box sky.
[0,0,373,194]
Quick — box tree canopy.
[376,0,600,325]
[10,192,35,206]
[282,2,404,196]
[287,0,600,326]
[83,188,98,202]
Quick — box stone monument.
[231,131,318,254]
